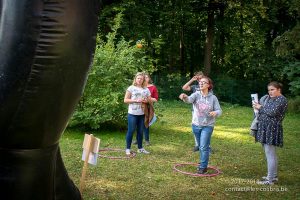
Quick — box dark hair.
[268,81,283,91]
[201,76,213,91]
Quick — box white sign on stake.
[81,134,100,166]
[80,133,100,193]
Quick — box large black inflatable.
[0,0,100,199]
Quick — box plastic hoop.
[98,148,136,159]
[173,163,221,177]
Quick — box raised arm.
[182,76,198,91]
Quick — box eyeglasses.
[199,81,208,85]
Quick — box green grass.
[61,101,300,200]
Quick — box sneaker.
[197,168,208,174]
[138,148,150,154]
[193,146,199,152]
[256,180,274,185]
[132,140,137,145]
[125,149,131,155]
[145,141,151,146]
[261,176,278,182]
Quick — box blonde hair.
[194,71,204,76]
[132,72,147,88]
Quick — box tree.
[273,23,300,96]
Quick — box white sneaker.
[256,180,274,185]
[261,176,278,182]
[138,148,150,154]
[125,149,131,155]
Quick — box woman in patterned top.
[252,81,288,185]
[124,72,151,155]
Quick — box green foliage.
[97,0,299,92]
[154,73,269,106]
[76,0,300,129]
[273,23,300,58]
[206,75,269,106]
[70,13,154,129]
[283,61,300,96]
[155,73,187,100]
[219,1,287,80]
[287,96,300,114]
[271,7,300,97]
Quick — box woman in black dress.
[252,81,288,185]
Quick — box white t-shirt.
[127,85,150,115]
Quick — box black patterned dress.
[255,95,288,147]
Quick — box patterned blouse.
[255,95,288,147]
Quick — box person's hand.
[142,97,150,103]
[135,99,143,103]
[209,111,217,117]
[252,102,262,110]
[191,76,198,81]
[179,93,188,100]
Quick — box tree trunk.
[180,27,185,75]
[219,5,225,67]
[203,9,214,75]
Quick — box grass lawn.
[61,100,300,200]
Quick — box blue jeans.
[143,126,150,142]
[136,125,150,142]
[126,114,144,149]
[192,124,214,169]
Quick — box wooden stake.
[79,134,95,193]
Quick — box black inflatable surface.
[0,0,100,199]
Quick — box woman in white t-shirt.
[124,72,151,155]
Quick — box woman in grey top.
[182,71,203,151]
[179,76,222,174]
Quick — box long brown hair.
[144,72,153,84]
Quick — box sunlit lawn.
[61,100,300,200]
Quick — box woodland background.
[70,0,300,129]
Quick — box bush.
[213,75,268,106]
[284,61,300,96]
[155,73,187,100]
[69,13,154,129]
[288,96,300,114]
